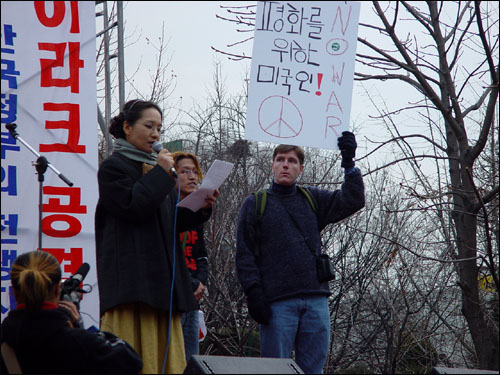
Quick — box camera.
[60,263,90,329]
[60,263,90,307]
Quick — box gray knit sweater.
[236,168,365,302]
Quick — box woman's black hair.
[108,99,163,139]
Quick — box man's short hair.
[273,144,305,165]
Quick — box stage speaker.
[431,367,498,374]
[184,355,304,374]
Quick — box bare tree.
[355,1,499,370]
[211,1,499,372]
[211,4,256,61]
[96,3,180,161]
[127,21,182,131]
[94,1,499,372]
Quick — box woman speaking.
[95,99,217,373]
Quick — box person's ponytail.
[17,267,52,311]
[10,251,61,311]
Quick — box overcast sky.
[120,2,382,131]
[122,1,254,108]
[119,1,414,158]
[119,0,391,156]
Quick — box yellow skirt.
[101,303,186,374]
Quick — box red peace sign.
[258,95,303,139]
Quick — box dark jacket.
[180,223,208,293]
[95,153,211,315]
[236,169,365,302]
[1,307,142,373]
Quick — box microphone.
[61,262,90,306]
[152,141,177,177]
[62,262,90,292]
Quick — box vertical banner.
[1,1,99,328]
[245,1,360,150]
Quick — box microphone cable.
[162,179,180,374]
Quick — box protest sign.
[246,1,361,150]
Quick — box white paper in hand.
[177,160,233,212]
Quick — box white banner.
[246,1,360,150]
[1,1,99,328]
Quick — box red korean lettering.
[39,42,84,93]
[34,1,80,33]
[42,214,82,238]
[39,103,85,154]
[43,248,83,275]
[42,186,87,214]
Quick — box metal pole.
[103,1,112,157]
[117,1,125,109]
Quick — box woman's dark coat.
[95,153,211,315]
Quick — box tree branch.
[465,167,499,293]
[371,1,464,141]
[360,134,448,161]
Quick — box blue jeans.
[181,310,199,363]
[260,295,330,374]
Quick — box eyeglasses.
[179,169,198,177]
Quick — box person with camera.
[0,250,142,374]
[235,134,365,374]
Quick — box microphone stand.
[5,123,74,251]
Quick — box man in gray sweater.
[235,132,365,374]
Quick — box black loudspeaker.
[431,367,498,374]
[184,355,304,374]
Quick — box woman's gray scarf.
[112,138,157,165]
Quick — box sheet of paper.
[177,159,234,212]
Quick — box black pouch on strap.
[316,254,335,282]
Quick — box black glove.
[337,131,357,169]
[246,286,271,325]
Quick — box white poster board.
[1,1,99,328]
[245,1,360,150]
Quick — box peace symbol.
[258,96,303,139]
